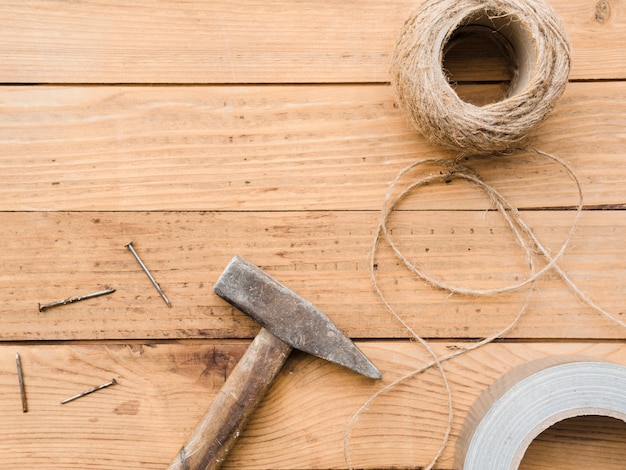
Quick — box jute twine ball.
[390,0,571,154]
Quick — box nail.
[125,241,171,307]
[38,287,116,312]
[60,379,117,405]
[16,353,27,413]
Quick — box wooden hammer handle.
[169,328,292,470]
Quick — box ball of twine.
[390,0,571,154]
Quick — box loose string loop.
[344,150,626,469]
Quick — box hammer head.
[214,255,381,380]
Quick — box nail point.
[126,242,171,307]
[16,353,27,413]
[38,288,115,312]
[60,378,118,404]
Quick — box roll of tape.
[390,0,570,154]
[455,357,626,469]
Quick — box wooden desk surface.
[1,1,625,468]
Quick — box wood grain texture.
[1,210,626,341]
[1,82,624,211]
[520,415,626,470]
[0,0,623,83]
[5,341,623,469]
[1,0,624,467]
[0,342,242,470]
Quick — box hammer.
[169,255,381,470]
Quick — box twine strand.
[344,150,626,469]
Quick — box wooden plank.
[0,341,624,469]
[0,81,624,211]
[1,1,622,469]
[2,210,626,341]
[234,341,626,469]
[0,0,623,83]
[0,342,245,470]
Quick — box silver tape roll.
[455,357,626,469]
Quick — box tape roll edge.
[455,356,626,469]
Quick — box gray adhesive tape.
[455,357,626,469]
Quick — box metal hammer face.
[214,255,381,380]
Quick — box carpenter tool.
[38,287,115,312]
[60,378,117,404]
[16,353,27,413]
[125,241,171,307]
[169,255,381,470]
